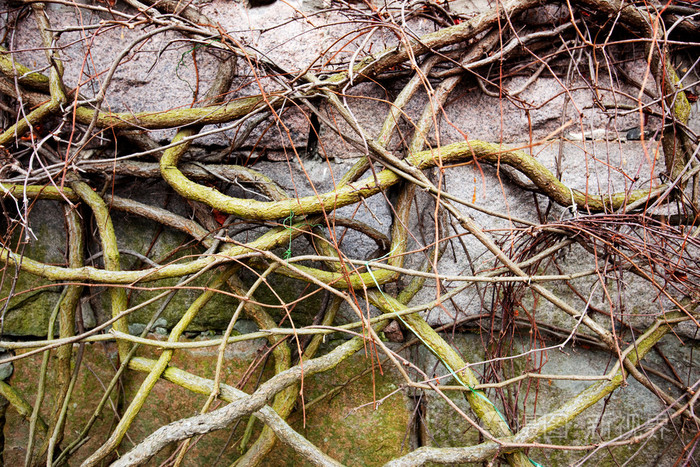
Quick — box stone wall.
[1,0,699,465]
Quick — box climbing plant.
[0,0,699,465]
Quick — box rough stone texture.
[0,201,66,336]
[271,344,413,465]
[2,0,699,465]
[416,333,700,465]
[3,339,412,465]
[400,137,681,335]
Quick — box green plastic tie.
[282,211,295,260]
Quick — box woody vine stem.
[0,0,699,465]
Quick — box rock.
[128,323,147,335]
[0,348,13,381]
[0,201,66,336]
[2,1,699,465]
[2,341,412,465]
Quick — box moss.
[3,345,121,463]
[420,334,485,456]
[667,67,692,124]
[1,202,66,336]
[3,338,412,466]
[242,263,325,327]
[1,195,327,335]
[106,206,322,331]
[269,347,412,466]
